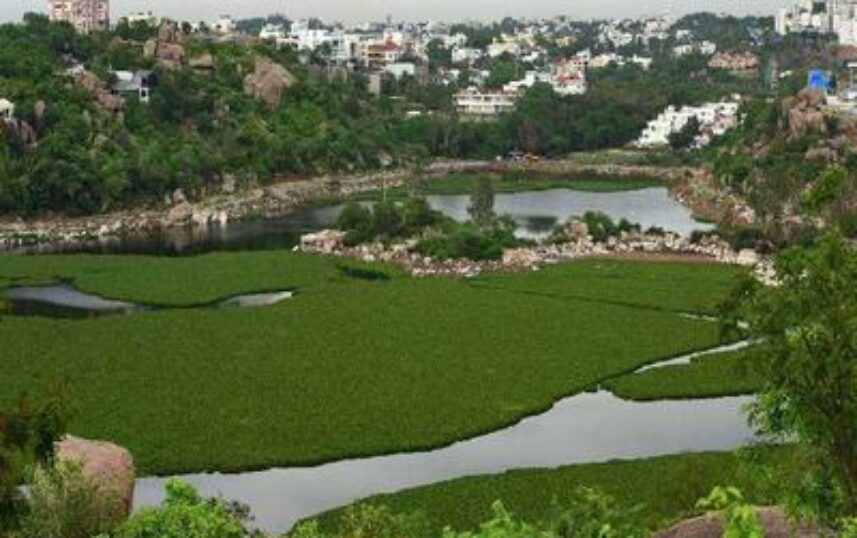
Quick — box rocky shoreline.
[300,221,775,284]
[0,159,723,253]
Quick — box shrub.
[21,462,124,538]
[114,480,251,538]
[581,212,618,243]
[402,197,441,232]
[1,387,72,533]
[696,487,763,538]
[336,201,373,232]
[371,200,404,239]
[442,501,547,538]
[414,223,516,261]
[550,487,645,538]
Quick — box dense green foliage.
[0,254,736,474]
[19,462,125,538]
[0,16,404,215]
[312,449,792,536]
[0,387,71,532]
[605,349,763,401]
[114,480,252,538]
[724,234,857,520]
[0,12,779,217]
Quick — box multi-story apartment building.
[454,87,517,116]
[47,0,109,33]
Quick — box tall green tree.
[724,234,857,521]
[468,175,496,229]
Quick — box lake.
[22,188,710,256]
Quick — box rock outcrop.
[72,70,125,116]
[653,507,823,538]
[243,57,297,107]
[143,21,185,69]
[783,88,827,140]
[56,436,135,518]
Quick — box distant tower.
[47,0,110,33]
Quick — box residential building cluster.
[635,100,741,148]
[776,0,857,45]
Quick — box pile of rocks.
[300,220,774,281]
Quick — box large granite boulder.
[243,57,297,107]
[653,507,823,538]
[55,436,135,518]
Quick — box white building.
[673,40,716,57]
[384,62,416,80]
[0,99,15,123]
[47,0,109,33]
[636,101,740,148]
[454,87,517,116]
[124,11,158,26]
[487,39,520,58]
[259,23,286,41]
[451,47,483,65]
[211,15,236,35]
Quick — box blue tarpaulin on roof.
[808,69,831,90]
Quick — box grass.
[310,448,793,536]
[0,253,738,475]
[605,349,764,401]
[360,172,665,201]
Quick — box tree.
[0,386,72,532]
[723,234,857,521]
[468,175,496,228]
[668,116,701,150]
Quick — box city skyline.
[4,0,788,25]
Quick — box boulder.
[653,507,822,538]
[171,188,187,205]
[736,248,759,266]
[166,201,194,226]
[564,219,590,242]
[55,436,135,518]
[502,248,542,267]
[243,57,297,107]
[300,229,344,253]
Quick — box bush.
[114,480,251,538]
[414,222,517,261]
[371,200,405,239]
[696,487,763,538]
[581,212,618,243]
[21,462,124,538]
[403,197,441,232]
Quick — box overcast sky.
[2,0,788,25]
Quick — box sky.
[2,0,788,25]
